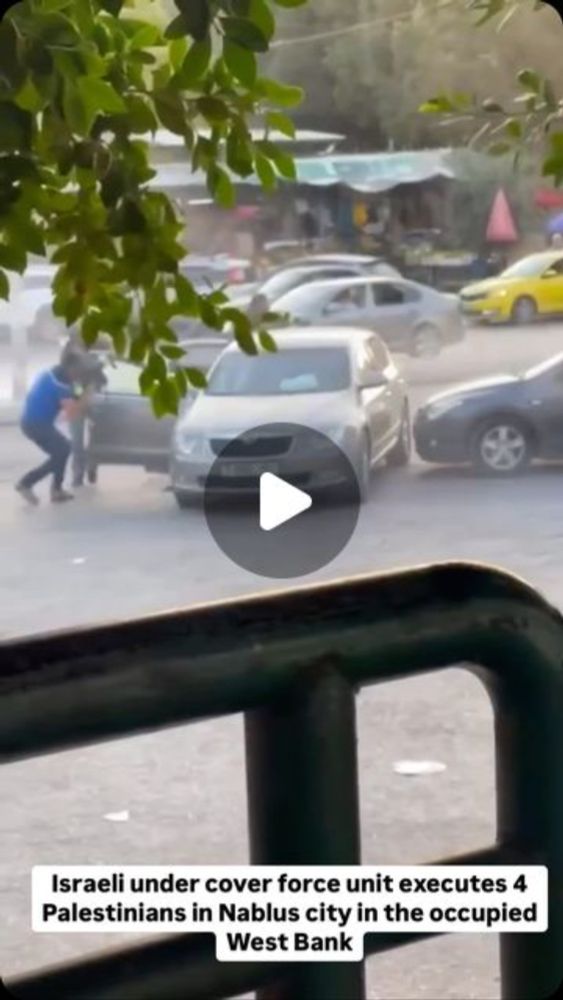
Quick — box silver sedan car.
[170,328,410,508]
[270,275,465,358]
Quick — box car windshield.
[258,269,320,300]
[500,257,546,278]
[206,347,350,396]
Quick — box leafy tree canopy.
[0,0,306,415]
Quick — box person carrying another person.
[15,350,92,506]
[60,331,109,487]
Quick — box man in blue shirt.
[16,351,87,506]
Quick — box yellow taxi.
[459,250,563,324]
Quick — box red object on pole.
[534,187,563,210]
[486,188,519,243]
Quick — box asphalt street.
[1,322,563,999]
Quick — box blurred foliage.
[0,0,306,415]
[267,1,562,179]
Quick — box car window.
[369,282,406,306]
[545,257,563,275]
[102,361,141,396]
[206,347,351,396]
[324,285,366,312]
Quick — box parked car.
[170,328,410,508]
[227,257,401,315]
[414,352,563,474]
[459,250,563,324]
[269,276,464,358]
[85,338,227,478]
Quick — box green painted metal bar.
[2,561,563,999]
[245,668,364,999]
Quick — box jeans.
[20,422,71,490]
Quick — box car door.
[354,340,393,458]
[366,280,419,350]
[539,256,563,314]
[367,336,405,447]
[88,361,176,472]
[527,363,563,457]
[319,282,371,327]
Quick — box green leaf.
[129,23,161,50]
[248,0,275,40]
[517,69,542,94]
[174,0,212,41]
[185,367,207,389]
[178,38,211,87]
[0,270,9,301]
[207,165,236,208]
[272,0,307,6]
[255,77,303,108]
[160,343,186,360]
[77,77,126,114]
[198,96,230,123]
[235,326,257,355]
[266,111,295,138]
[504,118,522,140]
[221,17,269,52]
[419,95,457,114]
[175,274,200,315]
[154,88,188,135]
[15,77,47,113]
[223,40,257,87]
[258,141,296,179]
[0,245,26,274]
[259,330,277,352]
[255,151,277,191]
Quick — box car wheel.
[472,419,532,475]
[174,490,193,510]
[410,324,442,358]
[386,405,411,467]
[511,296,537,325]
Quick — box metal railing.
[1,561,562,1000]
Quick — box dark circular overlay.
[203,423,361,579]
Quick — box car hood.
[424,374,520,406]
[179,391,353,435]
[461,276,519,296]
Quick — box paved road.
[1,324,563,998]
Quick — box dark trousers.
[69,415,86,485]
[20,422,71,490]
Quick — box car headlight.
[424,398,464,421]
[174,429,207,456]
[310,426,347,448]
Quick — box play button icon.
[203,422,361,579]
[260,473,312,532]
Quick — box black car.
[414,353,563,474]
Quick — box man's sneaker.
[51,488,74,503]
[15,483,39,507]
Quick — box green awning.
[153,149,456,195]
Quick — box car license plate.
[219,461,279,478]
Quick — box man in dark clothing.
[16,352,88,506]
[61,335,108,486]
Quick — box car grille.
[210,436,292,458]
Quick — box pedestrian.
[15,351,91,506]
[60,333,108,487]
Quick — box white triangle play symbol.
[260,473,312,532]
